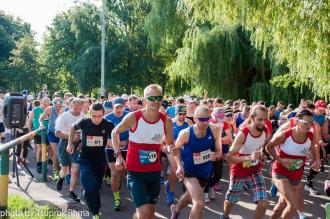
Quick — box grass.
[0,195,80,219]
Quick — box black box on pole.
[3,93,27,129]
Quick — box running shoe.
[304,184,318,195]
[69,191,80,202]
[213,182,221,191]
[270,183,278,198]
[209,187,216,200]
[165,180,174,204]
[114,199,122,211]
[204,193,210,203]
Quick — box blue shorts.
[47,131,60,143]
[225,171,267,204]
[57,139,79,166]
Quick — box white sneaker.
[204,193,210,203]
[304,184,318,195]
[209,187,216,200]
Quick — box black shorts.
[0,123,5,133]
[184,174,210,188]
[105,148,127,163]
[34,134,50,145]
[127,171,161,208]
[161,151,167,158]
[321,143,330,157]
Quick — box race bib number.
[86,136,103,147]
[242,160,259,168]
[288,159,303,171]
[139,150,157,164]
[193,149,211,165]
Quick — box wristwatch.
[113,151,122,158]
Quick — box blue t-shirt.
[104,111,129,149]
[167,106,176,118]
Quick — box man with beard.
[222,105,269,219]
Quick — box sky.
[0,0,98,43]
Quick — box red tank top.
[126,110,166,172]
[272,129,313,180]
[230,127,267,177]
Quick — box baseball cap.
[315,100,327,109]
[113,97,125,106]
[176,105,187,114]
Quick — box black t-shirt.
[74,118,114,160]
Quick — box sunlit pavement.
[7,147,330,219]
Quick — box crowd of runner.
[0,84,330,219]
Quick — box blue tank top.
[181,126,215,178]
[313,114,326,127]
[104,111,129,142]
[173,120,189,140]
[236,112,245,128]
[48,107,59,133]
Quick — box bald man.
[170,105,222,219]
[112,84,175,219]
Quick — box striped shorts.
[225,171,267,204]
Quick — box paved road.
[7,146,330,219]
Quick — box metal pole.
[0,150,9,212]
[100,0,106,96]
[41,131,47,181]
[0,127,44,212]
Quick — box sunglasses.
[225,113,233,117]
[53,101,63,105]
[298,119,313,126]
[178,112,186,116]
[147,96,163,102]
[197,117,210,122]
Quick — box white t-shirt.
[55,111,86,136]
[0,98,4,123]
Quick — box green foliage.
[0,11,38,93]
[143,0,327,104]
[8,195,70,219]
[178,0,330,99]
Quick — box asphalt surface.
[6,145,330,219]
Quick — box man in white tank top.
[112,84,174,219]
[222,105,269,219]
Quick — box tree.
[143,0,324,104]
[0,11,39,93]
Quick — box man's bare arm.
[111,113,136,154]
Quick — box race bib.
[242,160,259,168]
[86,136,103,147]
[139,150,157,164]
[193,149,211,165]
[288,159,303,171]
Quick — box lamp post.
[100,0,105,97]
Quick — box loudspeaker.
[3,93,27,129]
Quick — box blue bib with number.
[139,150,157,164]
